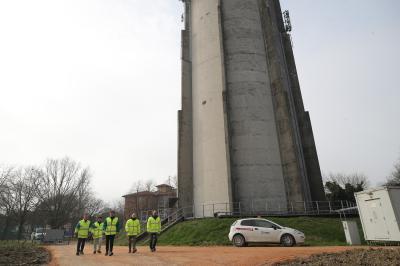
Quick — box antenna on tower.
[283,10,292,33]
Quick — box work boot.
[105,251,108,256]
[129,249,131,253]
[109,252,114,256]
[76,252,79,256]
[132,248,137,254]
[97,250,101,254]
[93,250,96,254]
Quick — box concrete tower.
[178,0,325,217]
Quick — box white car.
[32,228,46,240]
[228,218,305,247]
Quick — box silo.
[178,0,325,217]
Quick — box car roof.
[236,218,272,221]
[235,218,281,226]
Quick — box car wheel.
[280,234,295,247]
[232,234,246,247]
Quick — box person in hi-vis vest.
[147,210,161,252]
[90,215,104,254]
[125,212,141,253]
[103,210,120,256]
[74,213,91,256]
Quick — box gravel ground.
[275,248,400,266]
[47,244,356,265]
[0,245,50,266]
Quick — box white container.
[355,187,400,242]
[342,221,361,245]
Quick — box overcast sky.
[0,0,399,202]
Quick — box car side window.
[254,220,274,228]
[240,220,255,226]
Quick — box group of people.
[74,210,161,256]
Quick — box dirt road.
[47,245,359,265]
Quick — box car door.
[239,219,258,242]
[253,220,281,243]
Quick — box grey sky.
[280,0,400,184]
[0,0,399,202]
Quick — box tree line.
[324,157,400,202]
[0,157,105,240]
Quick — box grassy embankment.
[116,217,365,246]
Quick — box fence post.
[328,201,332,213]
[291,202,294,213]
[304,201,307,214]
[316,201,320,214]
[341,200,344,210]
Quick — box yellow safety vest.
[125,218,141,236]
[147,216,161,233]
[105,217,118,236]
[75,220,91,238]
[91,222,104,239]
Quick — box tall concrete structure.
[178,0,325,217]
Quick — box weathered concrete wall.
[177,2,194,214]
[221,0,287,212]
[191,0,232,217]
[178,0,326,215]
[280,31,326,201]
[259,0,312,204]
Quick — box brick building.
[122,184,177,221]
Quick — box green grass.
[115,217,365,247]
[158,218,235,246]
[0,240,38,248]
[157,217,365,246]
[114,230,128,246]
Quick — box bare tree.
[129,180,143,219]
[144,179,154,192]
[37,157,93,228]
[386,158,400,186]
[0,166,16,239]
[85,194,105,218]
[0,166,13,188]
[72,168,92,221]
[170,175,178,188]
[129,180,143,194]
[9,167,42,239]
[326,172,369,190]
[111,198,125,217]
[324,172,369,202]
[0,158,103,239]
